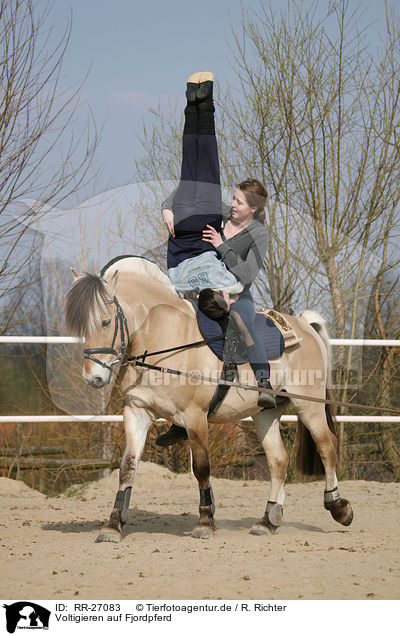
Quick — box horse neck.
[117,271,197,354]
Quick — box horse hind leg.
[250,408,288,535]
[95,405,153,543]
[187,415,216,539]
[295,400,354,527]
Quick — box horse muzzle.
[83,356,115,388]
[85,371,112,389]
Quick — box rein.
[129,357,400,417]
[127,336,224,364]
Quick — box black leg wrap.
[183,104,197,134]
[323,486,341,510]
[199,482,215,516]
[114,486,132,525]
[266,500,283,527]
[197,96,215,135]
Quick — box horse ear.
[71,268,80,281]
[109,270,119,294]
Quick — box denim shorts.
[168,252,243,294]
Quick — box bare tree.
[0,0,97,331]
[221,0,400,341]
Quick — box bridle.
[83,296,130,374]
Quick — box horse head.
[66,268,129,388]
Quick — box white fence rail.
[2,336,400,346]
[0,336,81,344]
[1,415,400,424]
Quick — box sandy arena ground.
[0,462,399,600]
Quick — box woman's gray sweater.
[162,192,269,293]
[217,215,269,292]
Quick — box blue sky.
[51,0,252,193]
[47,0,398,199]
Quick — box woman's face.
[231,187,257,225]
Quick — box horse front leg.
[187,415,215,539]
[95,404,154,543]
[250,407,288,535]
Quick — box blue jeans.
[229,293,270,381]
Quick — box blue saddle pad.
[196,306,285,363]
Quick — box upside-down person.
[157,72,275,447]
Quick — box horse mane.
[101,255,176,293]
[66,256,184,339]
[66,273,113,339]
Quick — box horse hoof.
[249,522,271,536]
[326,498,354,527]
[191,525,214,540]
[95,527,122,543]
[340,508,354,526]
[249,519,278,535]
[250,502,283,535]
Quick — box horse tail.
[295,310,337,476]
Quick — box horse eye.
[101,319,111,328]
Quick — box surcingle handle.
[114,486,132,524]
[199,482,215,516]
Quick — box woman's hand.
[162,208,175,237]
[202,224,223,248]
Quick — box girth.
[207,361,239,418]
[183,293,240,417]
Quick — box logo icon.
[3,602,50,633]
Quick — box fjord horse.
[65,256,353,542]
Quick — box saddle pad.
[259,309,302,348]
[196,306,285,363]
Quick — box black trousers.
[167,132,222,270]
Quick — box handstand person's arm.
[161,187,177,213]
[162,208,175,237]
[161,187,177,237]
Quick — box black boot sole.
[257,386,277,409]
[156,427,188,447]
[258,397,277,409]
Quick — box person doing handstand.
[157,72,275,447]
